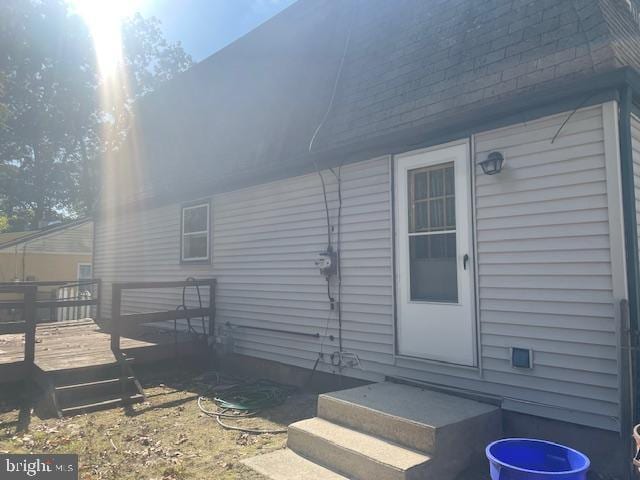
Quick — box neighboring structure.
[93,0,640,475]
[0,219,93,283]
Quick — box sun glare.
[66,0,146,217]
[68,0,142,78]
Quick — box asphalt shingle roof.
[112,0,640,206]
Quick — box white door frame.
[393,139,477,366]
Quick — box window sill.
[180,258,212,266]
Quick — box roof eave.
[0,218,92,251]
[98,66,640,216]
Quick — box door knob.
[463,254,469,270]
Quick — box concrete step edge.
[288,418,431,473]
[317,394,437,453]
[241,449,349,480]
[318,394,436,428]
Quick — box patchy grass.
[0,367,316,480]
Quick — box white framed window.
[181,202,210,262]
[77,263,93,281]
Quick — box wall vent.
[511,347,533,369]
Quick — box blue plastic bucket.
[486,438,590,480]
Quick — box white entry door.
[395,142,475,366]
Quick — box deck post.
[22,285,37,422]
[23,285,37,369]
[49,289,56,322]
[95,278,102,322]
[110,284,121,353]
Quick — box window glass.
[409,233,457,302]
[183,233,208,260]
[408,163,458,302]
[408,163,455,233]
[182,204,210,261]
[184,205,208,233]
[78,264,92,280]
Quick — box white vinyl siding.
[0,222,93,255]
[473,105,619,430]
[94,104,621,431]
[632,114,640,256]
[94,158,394,367]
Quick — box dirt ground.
[0,366,315,480]
[0,365,614,480]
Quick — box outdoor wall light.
[479,151,504,175]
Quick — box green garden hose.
[198,379,296,434]
[213,380,293,411]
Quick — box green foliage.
[0,0,192,230]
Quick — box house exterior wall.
[94,103,622,431]
[0,252,92,283]
[0,222,93,282]
[23,222,93,255]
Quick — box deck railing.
[110,278,216,353]
[0,280,101,323]
[0,284,37,369]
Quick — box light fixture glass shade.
[480,151,504,175]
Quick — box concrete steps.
[242,449,348,480]
[289,417,432,480]
[244,382,501,480]
[318,382,502,465]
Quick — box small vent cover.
[511,347,533,369]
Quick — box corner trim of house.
[619,87,640,430]
[603,101,628,300]
[602,100,629,436]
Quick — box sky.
[137,0,297,62]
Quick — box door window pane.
[414,171,429,200]
[409,163,455,232]
[429,168,444,197]
[415,202,429,231]
[446,197,455,226]
[444,166,454,195]
[429,198,444,229]
[410,233,458,302]
[407,162,458,303]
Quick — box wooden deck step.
[39,355,146,417]
[55,376,136,392]
[60,393,144,416]
[49,357,135,385]
[55,377,137,405]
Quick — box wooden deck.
[0,319,194,373]
[0,279,215,416]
